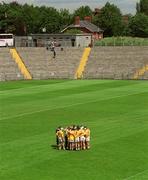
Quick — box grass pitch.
[0,79,148,180]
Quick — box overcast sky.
[0,0,139,14]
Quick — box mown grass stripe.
[0,90,147,121]
[1,81,146,118]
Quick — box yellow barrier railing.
[134,64,148,79]
[10,48,32,80]
[74,47,91,79]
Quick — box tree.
[93,2,125,37]
[136,0,148,15]
[73,6,92,20]
[38,6,61,33]
[22,4,40,34]
[0,2,26,35]
[121,14,132,36]
[22,5,61,34]
[129,13,148,37]
[59,9,72,30]
[7,2,26,35]
[0,3,8,33]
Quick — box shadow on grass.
[51,144,58,150]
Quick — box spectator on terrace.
[46,41,56,58]
[51,41,56,58]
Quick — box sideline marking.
[123,169,148,180]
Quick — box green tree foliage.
[0,3,8,33]
[59,9,72,30]
[22,5,62,34]
[136,0,148,15]
[37,6,61,33]
[0,2,63,35]
[22,4,40,34]
[8,2,26,35]
[121,14,132,36]
[0,2,27,35]
[73,6,92,20]
[93,2,125,37]
[129,13,148,37]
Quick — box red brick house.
[61,16,103,40]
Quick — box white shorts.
[75,137,80,142]
[69,139,74,143]
[86,136,90,142]
[80,136,85,142]
[58,137,64,143]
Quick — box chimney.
[75,16,80,25]
[84,16,92,23]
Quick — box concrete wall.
[76,35,91,47]
[15,34,92,47]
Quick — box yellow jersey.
[68,130,75,141]
[56,130,64,138]
[85,129,90,137]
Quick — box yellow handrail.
[75,47,91,79]
[10,48,32,80]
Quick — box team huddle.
[56,125,90,151]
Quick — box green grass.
[0,79,148,180]
[95,37,148,46]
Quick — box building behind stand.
[15,34,92,48]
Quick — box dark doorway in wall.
[71,39,75,47]
[33,39,37,47]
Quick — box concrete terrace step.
[16,47,83,79]
[0,48,25,81]
[84,46,148,80]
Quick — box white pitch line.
[0,91,147,121]
[122,169,148,180]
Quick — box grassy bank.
[95,37,148,46]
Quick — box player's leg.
[82,136,86,150]
[86,136,90,149]
[75,138,78,150]
[71,141,74,150]
[76,137,80,150]
[62,139,65,150]
[80,137,82,150]
[58,138,63,150]
[65,135,68,149]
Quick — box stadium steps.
[47,47,83,79]
[10,48,32,80]
[17,47,83,79]
[83,46,148,80]
[17,47,52,79]
[74,47,91,79]
[0,48,24,81]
